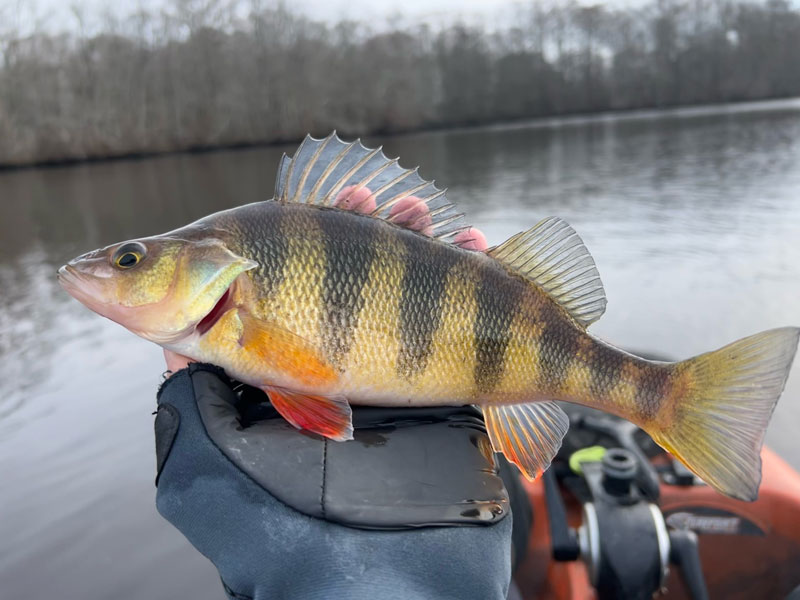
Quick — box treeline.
[1,0,800,167]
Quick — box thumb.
[163,349,195,375]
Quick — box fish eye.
[113,242,147,270]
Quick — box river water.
[1,99,800,599]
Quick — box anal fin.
[482,401,569,480]
[265,387,354,441]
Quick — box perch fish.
[58,133,800,501]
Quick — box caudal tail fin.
[650,327,799,501]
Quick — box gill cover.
[149,238,258,343]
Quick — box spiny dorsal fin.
[488,217,607,327]
[273,132,469,241]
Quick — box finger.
[388,196,434,235]
[333,185,377,213]
[164,348,195,375]
[453,227,488,251]
[391,198,488,251]
[336,188,488,251]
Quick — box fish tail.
[648,327,799,501]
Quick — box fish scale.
[210,203,663,415]
[59,132,800,501]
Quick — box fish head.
[58,234,256,344]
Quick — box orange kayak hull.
[516,447,800,600]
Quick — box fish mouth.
[57,264,111,305]
[57,264,80,288]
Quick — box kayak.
[514,403,800,600]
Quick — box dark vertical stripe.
[231,201,288,298]
[637,364,672,420]
[537,308,580,393]
[396,234,458,380]
[316,210,376,367]
[474,263,524,394]
[587,339,671,420]
[589,342,627,400]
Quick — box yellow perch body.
[188,202,662,416]
[58,133,799,501]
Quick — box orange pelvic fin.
[238,312,338,388]
[265,387,354,441]
[482,401,569,480]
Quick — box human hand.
[163,348,193,374]
[154,365,512,599]
[154,193,514,598]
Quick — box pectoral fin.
[265,387,354,441]
[482,401,569,480]
[238,312,338,388]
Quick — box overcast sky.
[6,0,651,36]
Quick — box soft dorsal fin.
[488,217,607,327]
[274,132,469,241]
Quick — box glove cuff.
[157,362,227,402]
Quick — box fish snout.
[61,251,115,279]
[57,263,81,289]
[57,257,116,307]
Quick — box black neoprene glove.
[154,363,515,600]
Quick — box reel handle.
[669,529,709,600]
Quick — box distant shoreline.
[4,96,799,173]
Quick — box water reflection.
[1,100,800,599]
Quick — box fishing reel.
[544,412,710,600]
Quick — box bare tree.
[0,0,799,166]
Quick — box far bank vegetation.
[1,0,799,166]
